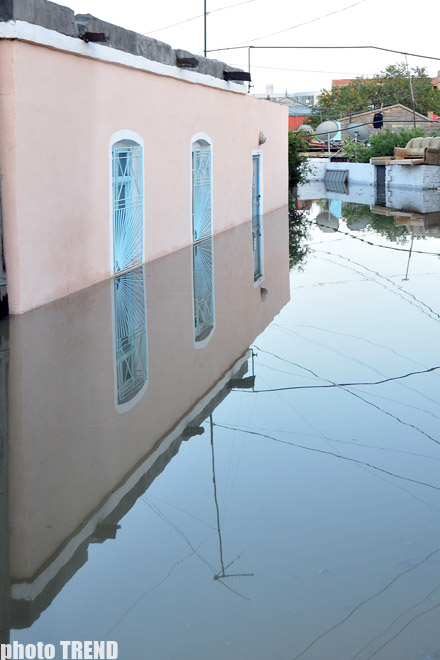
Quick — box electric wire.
[214,423,440,492]
[231,0,368,47]
[232,365,440,393]
[208,45,440,62]
[307,220,440,257]
[308,249,440,324]
[143,0,256,36]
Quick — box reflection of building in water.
[371,206,440,238]
[3,210,289,634]
[0,321,9,643]
[113,268,148,408]
[193,239,214,344]
[252,153,263,282]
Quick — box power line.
[143,0,256,36]
[232,0,369,47]
[232,365,440,393]
[207,45,440,62]
[230,63,376,75]
[313,78,440,119]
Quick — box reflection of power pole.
[402,234,414,281]
[210,416,253,581]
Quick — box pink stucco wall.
[0,39,288,314]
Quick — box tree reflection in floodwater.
[289,195,312,271]
[341,203,410,244]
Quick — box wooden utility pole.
[204,0,207,57]
[405,55,417,128]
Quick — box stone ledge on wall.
[0,0,246,83]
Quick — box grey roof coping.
[0,0,245,83]
[0,0,78,37]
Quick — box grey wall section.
[0,174,8,319]
[0,0,244,82]
[0,320,9,643]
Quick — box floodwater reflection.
[0,209,289,649]
[113,267,148,408]
[2,191,440,658]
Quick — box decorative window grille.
[252,154,262,281]
[113,267,148,405]
[112,142,144,273]
[192,146,212,242]
[193,237,214,342]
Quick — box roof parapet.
[0,0,247,84]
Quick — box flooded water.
[1,192,440,659]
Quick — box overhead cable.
[207,45,440,62]
[144,0,256,36]
[232,0,368,47]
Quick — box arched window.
[112,138,144,273]
[192,138,212,242]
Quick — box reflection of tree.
[289,196,312,270]
[342,203,409,244]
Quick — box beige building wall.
[0,35,288,315]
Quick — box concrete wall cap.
[0,0,245,81]
[0,0,79,37]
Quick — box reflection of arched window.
[191,136,214,345]
[193,237,214,343]
[252,153,263,282]
[113,267,148,409]
[192,139,212,242]
[112,138,144,273]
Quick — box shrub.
[369,128,426,157]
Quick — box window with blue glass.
[112,140,144,274]
[192,140,212,242]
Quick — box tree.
[288,131,311,188]
[310,62,440,122]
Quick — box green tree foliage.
[341,127,429,162]
[311,62,440,121]
[288,131,311,188]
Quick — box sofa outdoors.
[394,137,440,164]
[371,136,440,166]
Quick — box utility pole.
[405,55,416,128]
[204,0,207,57]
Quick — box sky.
[60,0,440,95]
